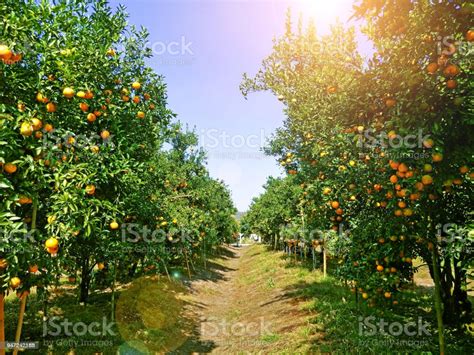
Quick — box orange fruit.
[389,160,400,170]
[106,48,115,56]
[63,87,75,98]
[459,166,469,174]
[409,193,420,201]
[45,237,59,249]
[36,92,48,103]
[132,96,140,104]
[90,145,100,153]
[149,103,155,110]
[0,45,12,60]
[132,81,141,90]
[335,208,343,215]
[44,123,53,132]
[398,163,408,173]
[100,130,110,140]
[29,265,39,273]
[98,262,105,270]
[4,163,17,174]
[20,122,34,136]
[432,153,443,162]
[10,277,21,289]
[384,292,391,299]
[423,164,433,172]
[84,91,94,99]
[443,64,460,77]
[394,209,403,217]
[76,91,86,98]
[31,118,43,131]
[79,102,89,112]
[122,95,130,102]
[453,178,462,185]
[46,246,58,254]
[385,98,396,108]
[18,196,32,204]
[390,267,397,273]
[0,258,8,269]
[421,175,433,185]
[93,110,102,117]
[446,79,457,89]
[46,102,56,112]
[426,62,438,74]
[87,113,97,123]
[330,201,340,209]
[422,138,434,148]
[85,184,96,195]
[467,30,474,42]
[390,175,398,184]
[387,130,397,139]
[362,292,369,299]
[136,111,145,119]
[110,221,119,230]
[398,201,406,209]
[144,93,151,100]
[403,208,413,216]
[376,265,384,272]
[17,102,26,112]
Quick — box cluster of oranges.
[0,44,22,65]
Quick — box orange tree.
[241,2,473,331]
[241,176,302,249]
[0,0,237,346]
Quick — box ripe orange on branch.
[46,102,57,112]
[100,130,110,140]
[4,163,17,174]
[20,122,34,136]
[10,277,21,289]
[85,184,96,195]
[132,81,141,90]
[0,44,12,60]
[426,62,438,74]
[422,175,433,185]
[63,87,75,98]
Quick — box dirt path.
[177,244,321,354]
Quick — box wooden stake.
[13,292,28,355]
[432,246,445,355]
[0,292,5,355]
[323,242,327,278]
[184,249,192,279]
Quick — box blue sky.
[109,0,359,211]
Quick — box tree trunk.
[79,257,91,303]
[425,249,471,326]
[431,247,445,355]
[0,293,4,355]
